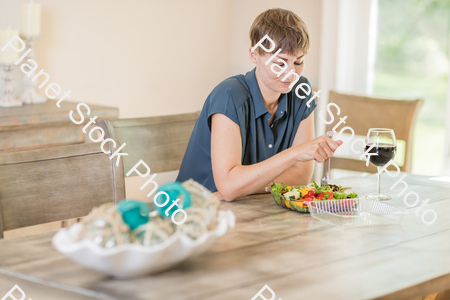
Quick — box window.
[372,0,450,176]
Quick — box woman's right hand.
[293,135,343,163]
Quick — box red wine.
[365,144,396,166]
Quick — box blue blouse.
[176,68,317,192]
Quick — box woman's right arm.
[210,113,342,201]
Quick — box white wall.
[0,0,322,118]
[0,0,232,118]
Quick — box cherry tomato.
[307,190,315,197]
[315,192,334,200]
[316,192,324,200]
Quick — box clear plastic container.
[306,199,408,227]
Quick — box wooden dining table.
[1,173,450,300]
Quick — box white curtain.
[314,0,377,181]
[335,0,378,95]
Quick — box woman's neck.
[255,70,280,111]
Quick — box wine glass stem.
[377,166,381,195]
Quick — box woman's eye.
[295,61,304,66]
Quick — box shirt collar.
[245,68,269,119]
[277,93,288,118]
[245,68,288,119]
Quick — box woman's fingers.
[295,136,343,163]
[315,146,327,163]
[319,140,334,158]
[312,152,325,163]
[323,136,341,151]
[316,136,343,162]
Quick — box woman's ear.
[248,47,258,64]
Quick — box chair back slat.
[0,141,125,237]
[325,91,423,173]
[98,112,200,174]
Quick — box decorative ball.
[154,182,191,218]
[116,200,150,230]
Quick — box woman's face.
[250,48,305,95]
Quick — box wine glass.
[365,128,397,200]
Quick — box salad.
[270,181,359,213]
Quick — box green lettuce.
[271,182,284,194]
[333,191,347,199]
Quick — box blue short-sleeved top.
[176,67,317,192]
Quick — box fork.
[321,131,334,186]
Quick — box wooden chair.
[0,141,125,238]
[325,91,423,174]
[98,112,200,175]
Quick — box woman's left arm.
[254,111,316,193]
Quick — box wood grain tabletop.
[0,173,449,300]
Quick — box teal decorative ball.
[154,182,191,218]
[116,200,150,230]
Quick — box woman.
[177,8,342,201]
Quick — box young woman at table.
[176,8,342,201]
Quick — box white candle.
[0,27,20,65]
[20,2,41,37]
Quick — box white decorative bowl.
[52,210,235,278]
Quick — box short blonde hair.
[249,8,310,56]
